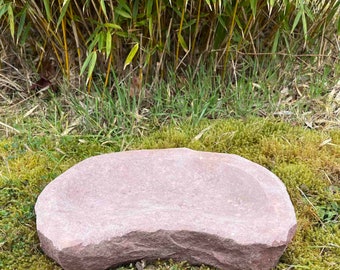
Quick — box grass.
[1,1,339,268]
[1,117,340,269]
[1,54,340,269]
[2,57,339,138]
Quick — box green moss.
[132,117,340,269]
[1,118,340,269]
[0,136,119,269]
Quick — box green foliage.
[1,118,339,269]
[316,201,339,224]
[1,1,339,269]
[0,0,338,88]
[124,43,139,70]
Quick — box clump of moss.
[0,135,118,269]
[132,117,340,269]
[1,117,339,269]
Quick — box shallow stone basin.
[35,148,297,270]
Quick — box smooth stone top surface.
[35,148,297,269]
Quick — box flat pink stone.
[35,148,297,270]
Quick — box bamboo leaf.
[116,31,129,38]
[42,0,52,22]
[124,43,139,70]
[87,51,97,83]
[146,0,153,17]
[118,0,131,12]
[250,0,256,18]
[103,23,122,30]
[88,31,100,52]
[204,0,212,11]
[0,4,8,19]
[16,6,27,44]
[81,51,97,86]
[106,31,112,57]
[115,9,132,19]
[116,0,132,18]
[217,15,227,30]
[268,0,275,15]
[81,51,95,75]
[132,0,139,21]
[100,0,107,18]
[7,4,14,39]
[56,0,71,29]
[19,23,31,46]
[98,31,105,52]
[178,33,189,53]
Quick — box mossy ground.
[1,117,339,269]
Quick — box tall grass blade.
[222,0,240,80]
[291,10,302,34]
[175,0,188,68]
[16,5,27,45]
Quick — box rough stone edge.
[38,228,296,270]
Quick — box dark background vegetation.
[1,0,339,90]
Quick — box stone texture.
[35,148,297,270]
